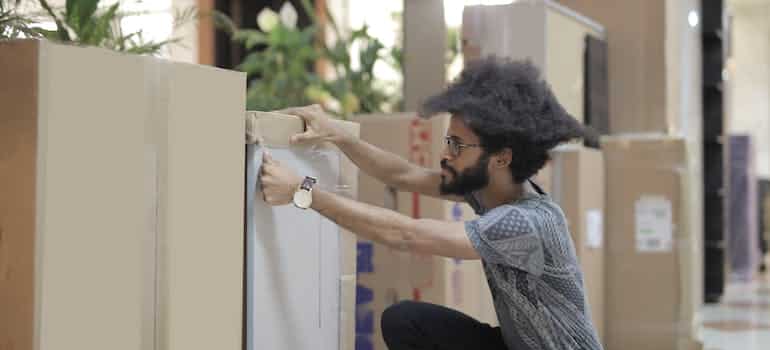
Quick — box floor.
[700,257,770,350]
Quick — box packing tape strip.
[142,56,164,350]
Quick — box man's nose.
[440,143,454,161]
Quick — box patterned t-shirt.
[464,186,603,350]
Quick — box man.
[259,57,603,350]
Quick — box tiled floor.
[700,258,770,349]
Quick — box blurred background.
[2,0,770,349]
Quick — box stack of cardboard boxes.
[352,113,497,350]
[602,136,700,350]
[0,39,246,350]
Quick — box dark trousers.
[381,300,508,350]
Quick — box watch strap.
[300,176,317,191]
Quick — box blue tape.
[357,242,374,274]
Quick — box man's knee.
[381,301,421,341]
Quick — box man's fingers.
[262,149,275,164]
[290,131,316,145]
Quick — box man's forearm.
[309,188,479,259]
[310,187,413,249]
[334,135,417,189]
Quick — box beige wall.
[727,1,770,177]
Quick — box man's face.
[439,116,491,196]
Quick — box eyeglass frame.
[444,136,482,158]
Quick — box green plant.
[0,0,42,39]
[216,1,399,118]
[35,0,196,55]
[320,24,393,116]
[215,3,322,111]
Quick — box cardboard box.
[0,39,245,350]
[403,0,446,110]
[556,0,670,134]
[535,145,606,342]
[351,113,497,350]
[244,111,359,350]
[462,0,605,125]
[601,135,700,350]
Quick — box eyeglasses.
[444,136,481,158]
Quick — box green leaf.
[211,10,237,34]
[87,3,118,45]
[233,29,268,50]
[66,0,99,32]
[38,0,71,41]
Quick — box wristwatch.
[293,176,317,209]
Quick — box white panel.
[246,145,341,350]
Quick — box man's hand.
[280,105,351,145]
[259,151,303,206]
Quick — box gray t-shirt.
[465,186,603,350]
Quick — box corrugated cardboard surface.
[462,3,546,74]
[352,113,496,350]
[540,146,606,342]
[0,39,152,350]
[403,0,446,110]
[602,135,698,350]
[545,5,602,124]
[0,39,247,350]
[0,39,39,350]
[558,0,669,133]
[462,1,603,125]
[155,61,245,350]
[38,40,151,350]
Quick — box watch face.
[293,190,312,209]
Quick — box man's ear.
[492,148,513,168]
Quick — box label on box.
[585,210,603,249]
[634,196,673,252]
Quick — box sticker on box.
[585,209,603,249]
[634,196,673,252]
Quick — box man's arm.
[334,135,464,202]
[283,105,465,202]
[311,188,479,260]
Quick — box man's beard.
[439,154,491,196]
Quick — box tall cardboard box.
[352,113,497,350]
[403,0,446,110]
[557,0,671,134]
[462,0,605,125]
[245,112,359,350]
[535,145,606,342]
[602,136,699,350]
[0,39,245,350]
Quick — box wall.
[727,0,770,177]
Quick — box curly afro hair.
[419,56,592,184]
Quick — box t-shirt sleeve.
[464,205,545,276]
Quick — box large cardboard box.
[556,0,670,134]
[403,0,446,110]
[244,111,359,350]
[352,113,497,350]
[462,0,605,125]
[535,145,606,342]
[601,136,700,350]
[0,40,245,350]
